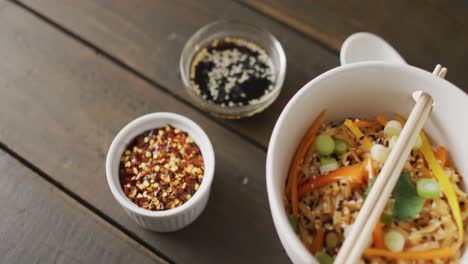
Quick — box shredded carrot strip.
[376,115,389,126]
[311,224,324,254]
[393,112,406,125]
[393,113,464,245]
[298,164,364,198]
[363,248,454,260]
[372,221,386,249]
[354,120,379,128]
[288,110,326,219]
[344,119,373,151]
[434,146,449,167]
[305,243,315,254]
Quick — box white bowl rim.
[266,61,467,262]
[106,112,215,218]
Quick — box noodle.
[284,116,467,263]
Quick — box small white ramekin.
[106,112,215,232]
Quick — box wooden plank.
[0,3,288,263]
[18,0,339,147]
[0,150,166,264]
[241,0,468,91]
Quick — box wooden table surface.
[1,0,467,263]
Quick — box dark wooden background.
[1,0,466,263]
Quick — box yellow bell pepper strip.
[344,119,373,151]
[288,110,326,220]
[376,115,389,126]
[372,220,386,249]
[363,248,454,260]
[354,120,379,128]
[420,133,464,245]
[393,113,464,245]
[298,164,364,198]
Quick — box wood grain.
[0,3,288,263]
[18,0,339,147]
[241,0,468,91]
[0,150,166,264]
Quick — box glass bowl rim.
[179,20,287,118]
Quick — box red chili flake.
[119,125,204,211]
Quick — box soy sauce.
[190,37,275,107]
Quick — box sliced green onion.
[381,199,394,223]
[343,224,353,238]
[371,144,390,163]
[384,198,395,211]
[334,139,348,155]
[325,230,339,249]
[380,213,393,225]
[288,214,297,232]
[384,230,405,252]
[388,135,398,150]
[413,135,422,150]
[315,135,335,156]
[389,134,420,150]
[315,251,333,264]
[319,157,338,174]
[364,177,377,200]
[416,178,441,199]
[384,120,402,138]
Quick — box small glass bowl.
[180,20,286,119]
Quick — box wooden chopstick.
[344,93,433,263]
[334,65,446,263]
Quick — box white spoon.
[340,32,407,65]
[340,32,438,103]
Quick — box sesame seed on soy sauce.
[190,37,275,107]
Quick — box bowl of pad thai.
[266,62,468,264]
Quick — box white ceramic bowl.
[106,112,215,232]
[267,62,468,263]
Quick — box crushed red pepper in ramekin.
[119,125,204,211]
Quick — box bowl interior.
[267,62,468,263]
[106,112,215,218]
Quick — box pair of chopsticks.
[334,65,447,264]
